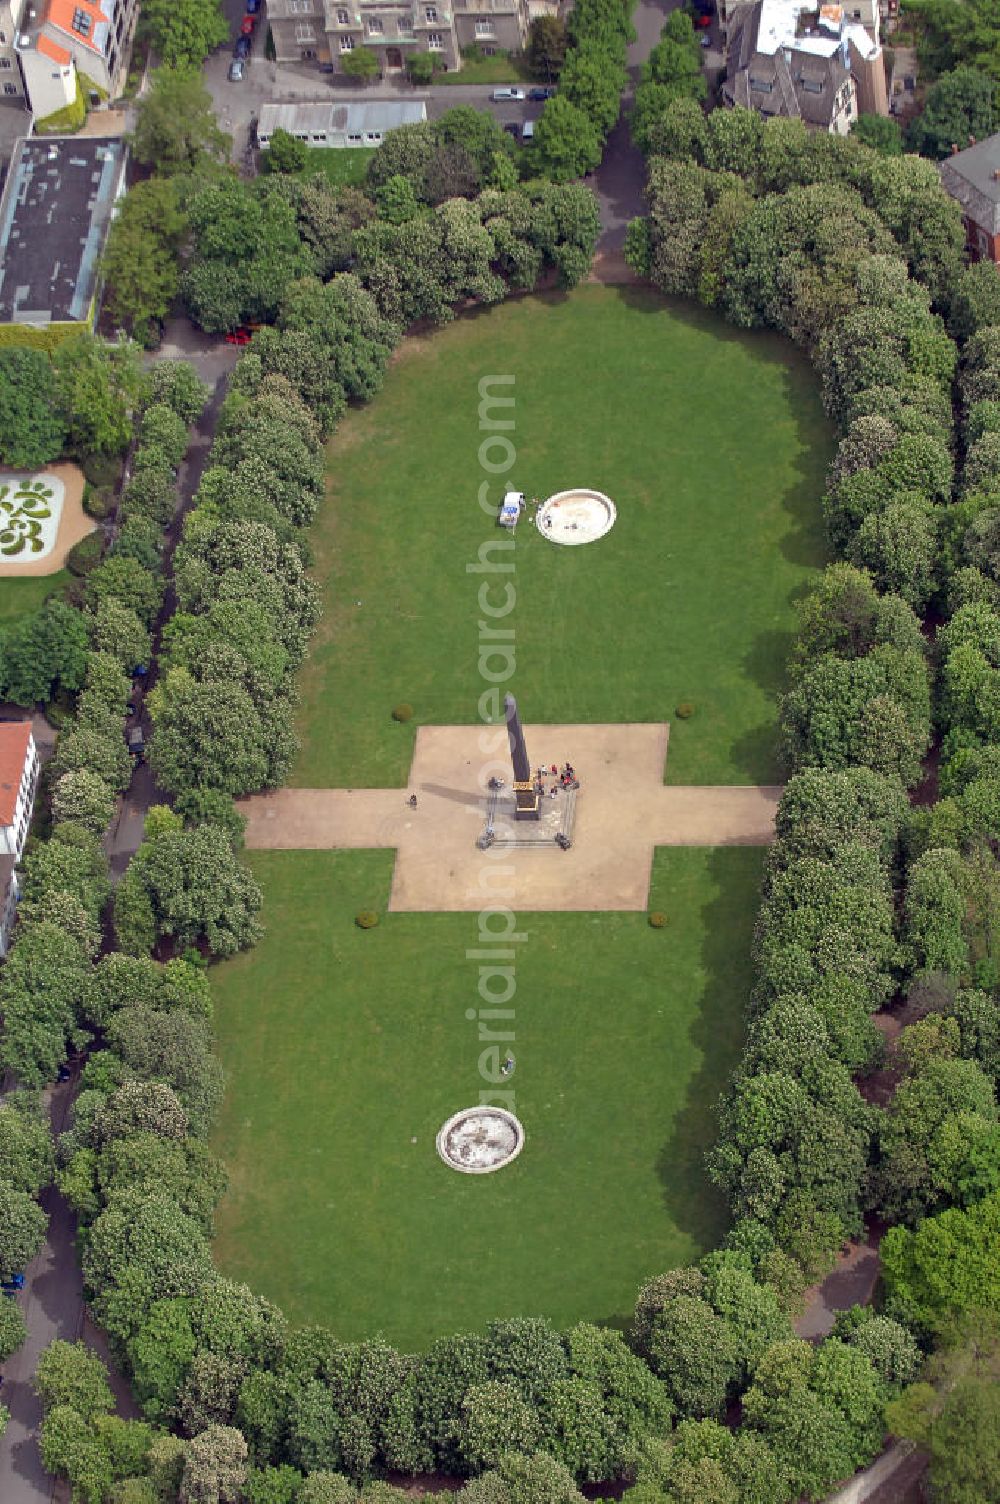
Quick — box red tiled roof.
[46,0,110,55]
[37,33,73,64]
[0,723,32,827]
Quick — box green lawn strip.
[301,147,376,187]
[436,54,534,84]
[0,571,68,625]
[296,286,830,790]
[211,844,761,1350]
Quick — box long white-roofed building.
[256,98,427,150]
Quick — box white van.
[522,119,535,141]
[491,87,525,101]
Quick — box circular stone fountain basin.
[535,489,616,545]
[435,1106,525,1174]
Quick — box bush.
[675,702,695,719]
[83,485,115,521]
[66,532,105,578]
[355,910,380,929]
[82,454,122,490]
[392,703,413,722]
[648,911,668,928]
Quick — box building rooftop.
[742,0,878,61]
[0,135,127,324]
[258,98,427,139]
[940,134,1000,204]
[0,723,32,826]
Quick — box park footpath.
[0,324,239,1504]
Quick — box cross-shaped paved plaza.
[238,724,781,913]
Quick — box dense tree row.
[531,0,634,181]
[627,104,1000,1503]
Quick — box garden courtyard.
[211,286,833,1349]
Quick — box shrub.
[82,485,115,521]
[648,912,668,928]
[82,454,121,490]
[675,702,695,719]
[355,910,380,929]
[66,532,104,578]
[392,703,413,722]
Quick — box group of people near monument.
[536,762,579,798]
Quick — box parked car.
[502,121,520,138]
[491,87,525,101]
[225,327,253,345]
[528,86,555,100]
[694,12,711,26]
[522,118,535,140]
[234,34,251,58]
[246,0,260,12]
[127,728,145,758]
[228,57,246,80]
[700,32,711,44]
[241,15,256,33]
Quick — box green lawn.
[0,571,68,626]
[437,52,533,83]
[211,286,830,1347]
[302,147,375,187]
[211,844,762,1350]
[296,285,831,790]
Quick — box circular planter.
[435,1105,525,1174]
[535,489,616,546]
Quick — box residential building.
[257,97,427,148]
[0,856,19,958]
[29,0,138,101]
[939,134,1000,264]
[0,722,39,861]
[267,0,531,76]
[0,0,29,100]
[0,134,127,327]
[723,0,888,132]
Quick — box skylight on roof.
[72,7,92,34]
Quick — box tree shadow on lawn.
[653,846,760,1262]
[728,716,781,785]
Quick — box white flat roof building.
[257,98,427,149]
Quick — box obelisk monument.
[505,692,540,821]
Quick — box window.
[799,77,823,93]
[749,75,772,93]
[289,0,313,11]
[295,21,315,39]
[366,16,383,32]
[336,6,350,19]
[427,28,442,46]
[425,6,437,18]
[340,32,355,47]
[364,130,382,141]
[3,83,16,95]
[71,6,91,34]
[0,57,10,67]
[474,17,493,33]
[348,131,363,141]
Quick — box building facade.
[0,723,39,862]
[267,0,531,74]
